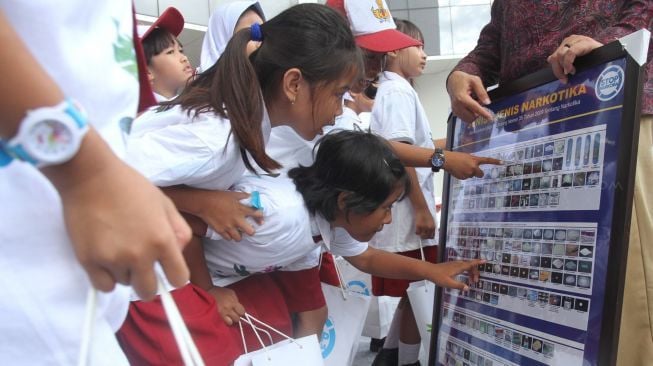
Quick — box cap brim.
[355,29,422,53]
[141,7,185,40]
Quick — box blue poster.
[436,58,628,366]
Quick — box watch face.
[432,154,445,167]
[26,119,74,160]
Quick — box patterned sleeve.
[593,0,653,44]
[451,0,503,87]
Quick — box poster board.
[430,40,645,366]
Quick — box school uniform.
[369,71,438,297]
[120,104,278,365]
[0,2,137,364]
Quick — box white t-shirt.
[204,175,368,286]
[265,103,364,174]
[369,71,437,253]
[0,2,138,364]
[126,104,271,189]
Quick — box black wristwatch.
[430,148,445,172]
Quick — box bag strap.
[238,312,304,356]
[417,239,429,290]
[331,256,349,300]
[78,275,205,366]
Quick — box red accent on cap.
[140,7,184,40]
[325,0,422,53]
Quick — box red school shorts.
[371,245,438,297]
[116,283,242,366]
[269,266,326,314]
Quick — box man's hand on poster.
[547,35,603,84]
[446,70,494,123]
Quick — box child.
[200,0,266,71]
[0,2,190,364]
[195,131,483,339]
[368,19,435,366]
[118,4,363,365]
[138,7,194,102]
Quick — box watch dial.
[27,119,73,156]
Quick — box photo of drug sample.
[584,135,591,165]
[566,138,573,167]
[554,140,565,155]
[593,133,601,164]
[575,136,582,166]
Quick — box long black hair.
[162,4,362,173]
[289,130,410,222]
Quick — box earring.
[290,97,296,105]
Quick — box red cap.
[138,7,184,40]
[326,0,422,53]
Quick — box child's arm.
[163,187,264,241]
[387,141,501,180]
[405,166,436,239]
[345,247,483,291]
[183,235,245,326]
[0,12,190,300]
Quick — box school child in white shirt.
[369,19,436,366]
[194,131,484,341]
[118,4,365,365]
[138,7,194,103]
[0,2,191,364]
[200,0,265,72]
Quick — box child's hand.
[49,131,192,301]
[414,207,436,239]
[428,259,485,291]
[443,151,501,180]
[197,191,264,241]
[208,286,246,326]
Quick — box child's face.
[391,45,427,79]
[338,186,404,242]
[148,40,193,97]
[291,68,358,140]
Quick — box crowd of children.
[0,1,497,365]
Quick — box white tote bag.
[406,240,437,353]
[78,276,205,366]
[320,259,372,366]
[233,313,324,366]
[336,257,399,339]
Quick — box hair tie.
[250,23,263,42]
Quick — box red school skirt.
[371,245,438,297]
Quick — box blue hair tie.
[250,23,263,42]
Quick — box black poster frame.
[429,41,645,366]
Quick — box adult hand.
[196,190,264,242]
[50,131,192,300]
[427,259,485,291]
[414,207,436,239]
[547,35,603,84]
[443,151,502,179]
[446,70,494,123]
[208,286,246,326]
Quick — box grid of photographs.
[448,275,591,314]
[450,129,605,213]
[444,340,499,366]
[443,308,556,360]
[448,224,596,293]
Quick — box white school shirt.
[265,102,365,174]
[0,1,137,364]
[126,104,271,189]
[369,71,437,253]
[203,175,368,286]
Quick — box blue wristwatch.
[0,99,89,168]
[430,148,445,173]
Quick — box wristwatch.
[430,148,446,173]
[0,99,89,168]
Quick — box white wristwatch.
[0,99,89,168]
